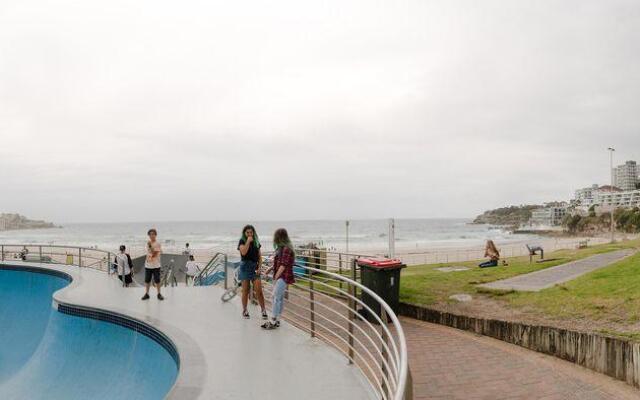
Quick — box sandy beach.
[121,234,635,267]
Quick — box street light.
[345,220,350,254]
[608,147,616,243]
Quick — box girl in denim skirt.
[237,225,267,319]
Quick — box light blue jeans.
[272,278,287,320]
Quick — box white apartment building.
[530,207,567,227]
[574,184,600,207]
[613,161,638,191]
[596,189,640,209]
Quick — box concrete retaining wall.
[399,303,640,388]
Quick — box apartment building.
[530,207,567,227]
[596,189,640,208]
[613,161,638,191]
[574,184,600,207]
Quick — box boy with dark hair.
[142,228,164,300]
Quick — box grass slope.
[400,239,640,307]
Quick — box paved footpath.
[479,249,635,292]
[402,317,640,400]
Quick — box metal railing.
[393,237,612,266]
[290,247,373,289]
[0,244,114,273]
[259,258,411,400]
[1,242,412,398]
[193,252,228,287]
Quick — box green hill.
[473,205,541,227]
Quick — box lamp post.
[608,147,616,243]
[345,220,350,254]
[388,218,396,258]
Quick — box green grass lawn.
[400,239,640,307]
[500,251,640,335]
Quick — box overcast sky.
[1,0,639,223]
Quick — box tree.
[563,214,582,234]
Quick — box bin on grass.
[358,258,405,323]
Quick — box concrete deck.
[1,261,375,400]
[479,249,635,292]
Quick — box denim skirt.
[238,260,257,281]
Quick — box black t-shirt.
[238,239,261,262]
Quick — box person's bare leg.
[155,282,161,295]
[144,282,150,295]
[253,280,266,312]
[241,280,249,313]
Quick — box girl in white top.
[115,245,133,287]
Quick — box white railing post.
[338,253,343,291]
[224,254,228,290]
[309,269,316,338]
[381,308,390,399]
[348,258,357,364]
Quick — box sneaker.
[261,321,278,330]
[273,320,280,328]
[243,310,250,319]
[262,311,268,320]
[157,294,165,301]
[141,294,150,301]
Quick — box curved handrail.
[0,243,114,273]
[193,252,228,286]
[1,243,412,398]
[260,261,411,400]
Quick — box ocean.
[0,219,539,255]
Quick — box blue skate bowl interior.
[0,266,178,400]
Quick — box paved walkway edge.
[479,249,635,292]
[399,302,640,390]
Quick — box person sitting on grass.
[262,228,296,330]
[479,240,500,268]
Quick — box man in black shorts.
[142,228,164,300]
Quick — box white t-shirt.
[116,253,131,275]
[185,261,200,277]
[145,241,162,269]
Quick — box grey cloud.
[1,0,639,222]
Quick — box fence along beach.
[0,219,620,266]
